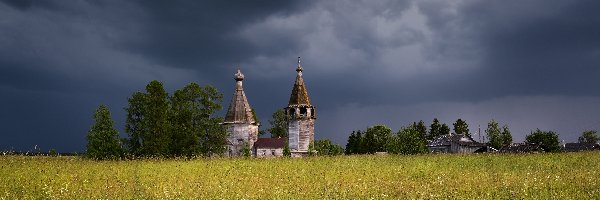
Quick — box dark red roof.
[254,138,287,149]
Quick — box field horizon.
[1,152,599,199]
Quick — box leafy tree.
[500,125,513,146]
[169,83,225,157]
[241,142,251,157]
[440,124,450,136]
[307,141,315,156]
[124,91,145,156]
[169,83,203,156]
[345,131,358,155]
[268,109,289,138]
[48,149,58,157]
[199,117,228,156]
[578,130,599,144]
[428,118,442,140]
[314,139,344,156]
[364,125,392,153]
[251,109,266,136]
[414,120,427,141]
[453,119,470,137]
[485,120,502,149]
[141,80,171,156]
[283,140,291,157]
[125,81,226,157]
[355,130,365,154]
[526,129,560,152]
[170,84,226,157]
[86,105,123,160]
[388,125,428,155]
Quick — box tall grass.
[1,152,599,199]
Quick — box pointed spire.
[288,57,311,106]
[296,56,303,74]
[224,68,256,124]
[234,67,244,81]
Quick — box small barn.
[562,143,598,152]
[427,134,486,153]
[253,137,286,158]
[499,143,544,153]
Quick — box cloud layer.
[1,0,599,151]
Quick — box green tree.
[500,125,513,146]
[195,85,227,156]
[388,125,428,155]
[453,119,470,137]
[241,142,251,157]
[578,130,599,144]
[86,105,123,160]
[251,109,266,136]
[170,83,226,157]
[440,124,450,136]
[526,129,560,152]
[428,118,442,140]
[141,80,171,156]
[485,120,502,149]
[314,139,344,156]
[414,120,427,141]
[307,141,315,156]
[364,125,392,153]
[124,91,145,156]
[268,109,289,138]
[283,141,291,157]
[356,130,365,154]
[345,131,358,155]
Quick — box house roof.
[224,69,257,124]
[428,134,484,147]
[288,57,312,106]
[254,137,287,149]
[563,143,598,152]
[499,143,543,153]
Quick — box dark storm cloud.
[418,0,600,100]
[1,0,599,151]
[122,1,310,71]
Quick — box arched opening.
[289,108,296,118]
[311,108,315,118]
[300,107,307,117]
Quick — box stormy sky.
[1,0,599,152]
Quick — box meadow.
[1,152,599,199]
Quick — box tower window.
[300,107,307,116]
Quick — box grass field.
[1,152,599,199]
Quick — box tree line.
[345,117,599,154]
[86,80,227,159]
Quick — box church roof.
[224,69,257,124]
[288,57,312,106]
[254,137,287,149]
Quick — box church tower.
[223,69,259,156]
[286,57,316,156]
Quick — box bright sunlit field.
[1,152,599,199]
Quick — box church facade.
[223,58,316,157]
[285,58,316,157]
[223,69,259,157]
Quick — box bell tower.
[286,57,316,156]
[223,69,259,156]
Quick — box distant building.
[562,143,598,152]
[222,57,317,157]
[499,143,543,153]
[253,137,287,158]
[427,134,486,153]
[223,69,259,157]
[285,57,316,157]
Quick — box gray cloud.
[1,0,599,152]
